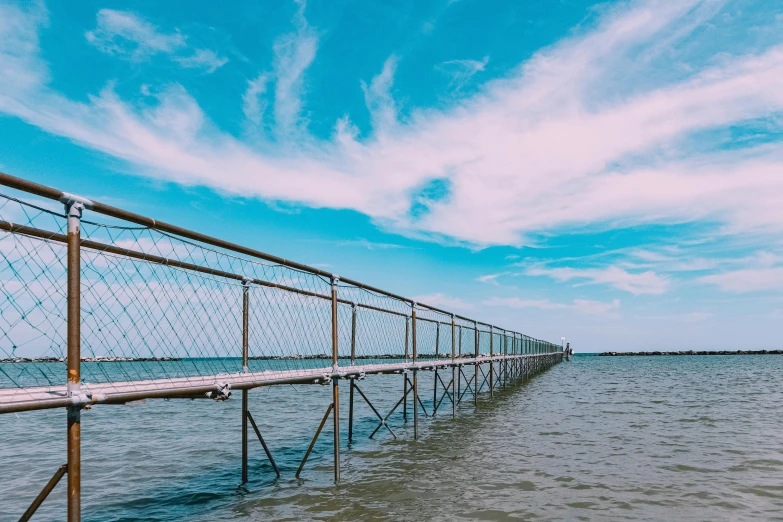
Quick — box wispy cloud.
[85,9,227,73]
[476,273,503,284]
[85,9,185,58]
[271,0,318,137]
[3,0,783,253]
[413,292,474,310]
[484,296,621,316]
[242,73,269,127]
[436,56,489,90]
[304,238,412,250]
[701,267,783,292]
[526,266,668,295]
[362,55,398,132]
[174,49,227,73]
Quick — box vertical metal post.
[473,322,478,407]
[412,303,418,439]
[489,326,494,398]
[241,279,250,484]
[457,325,462,401]
[403,317,409,421]
[66,201,83,522]
[331,276,340,483]
[433,323,439,414]
[503,331,507,389]
[348,303,356,443]
[451,315,456,418]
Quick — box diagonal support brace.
[296,402,334,478]
[246,410,280,478]
[19,464,67,522]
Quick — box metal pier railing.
[0,172,564,521]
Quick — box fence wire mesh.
[0,185,562,407]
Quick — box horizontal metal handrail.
[0,171,557,343]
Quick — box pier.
[0,172,564,521]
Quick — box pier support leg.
[67,407,80,522]
[348,378,355,443]
[403,375,408,421]
[413,370,419,439]
[474,364,478,407]
[66,200,83,522]
[242,389,248,483]
[333,379,340,483]
[433,369,438,415]
[451,366,456,418]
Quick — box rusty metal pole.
[473,322,478,407]
[403,317,409,421]
[433,323,439,414]
[457,325,462,402]
[241,279,250,484]
[451,314,456,418]
[412,303,418,439]
[331,276,340,483]
[65,200,83,522]
[348,303,357,443]
[489,326,494,398]
[503,330,507,389]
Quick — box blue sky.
[1,0,783,352]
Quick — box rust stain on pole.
[451,315,456,418]
[331,276,340,483]
[66,202,82,522]
[412,304,418,440]
[241,280,250,484]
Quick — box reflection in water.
[2,355,783,521]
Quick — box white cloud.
[476,273,503,284]
[85,9,185,58]
[271,0,318,137]
[484,296,621,316]
[526,265,668,295]
[174,49,228,73]
[436,56,489,90]
[3,0,783,251]
[362,55,398,132]
[413,292,474,310]
[243,73,269,127]
[85,9,226,73]
[700,267,783,292]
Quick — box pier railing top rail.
[0,171,563,412]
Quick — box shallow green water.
[2,355,782,521]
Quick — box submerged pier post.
[404,317,409,421]
[474,322,478,407]
[503,330,507,389]
[433,323,439,414]
[348,303,357,443]
[65,199,83,522]
[241,278,250,484]
[331,276,340,483]
[489,326,494,398]
[451,315,456,418]
[412,303,418,439]
[457,325,462,403]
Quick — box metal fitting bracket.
[69,393,92,408]
[60,192,94,210]
[206,383,231,401]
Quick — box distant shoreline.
[597,350,782,356]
